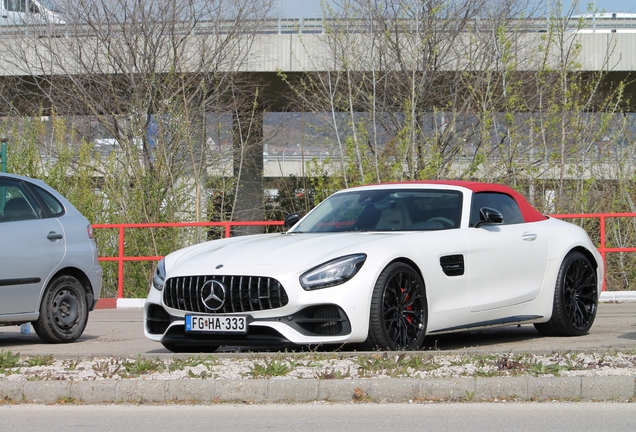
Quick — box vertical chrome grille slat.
[257,277,264,310]
[195,276,202,312]
[246,276,251,312]
[187,276,194,313]
[169,279,175,308]
[230,276,236,313]
[163,275,288,313]
[178,278,184,310]
[238,276,244,312]
[248,276,254,312]
[221,276,227,313]
[196,276,203,313]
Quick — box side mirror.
[284,213,301,229]
[475,207,504,228]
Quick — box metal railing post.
[600,215,606,292]
[1,137,7,173]
[118,226,125,299]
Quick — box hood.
[168,232,401,274]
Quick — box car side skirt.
[0,312,39,324]
[428,315,543,334]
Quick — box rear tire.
[366,262,427,350]
[534,251,598,336]
[33,275,89,343]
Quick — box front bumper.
[145,300,354,347]
[143,268,378,347]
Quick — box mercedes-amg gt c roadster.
[144,181,602,352]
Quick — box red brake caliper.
[401,287,413,323]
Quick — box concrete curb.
[1,376,634,404]
[600,291,636,303]
[96,291,636,309]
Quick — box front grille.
[163,275,289,313]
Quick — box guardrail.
[94,213,636,298]
[4,16,636,38]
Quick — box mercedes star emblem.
[200,279,227,311]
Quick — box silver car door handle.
[47,232,63,241]
[522,232,537,242]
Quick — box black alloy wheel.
[535,251,598,336]
[367,262,428,350]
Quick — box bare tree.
[283,0,629,208]
[2,0,275,225]
[0,0,276,296]
[284,0,492,186]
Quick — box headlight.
[153,258,166,291]
[300,254,367,290]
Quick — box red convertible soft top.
[372,180,548,223]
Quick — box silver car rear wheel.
[34,275,88,343]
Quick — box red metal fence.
[94,213,636,298]
[551,213,636,292]
[92,221,284,299]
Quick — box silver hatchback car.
[0,173,102,343]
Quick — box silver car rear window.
[32,185,65,217]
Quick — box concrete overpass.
[1,17,636,75]
[1,18,635,180]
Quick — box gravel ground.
[2,350,635,382]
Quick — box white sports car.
[144,181,603,352]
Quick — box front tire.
[366,262,427,350]
[534,251,598,336]
[33,275,89,343]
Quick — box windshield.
[293,189,463,233]
[36,1,63,13]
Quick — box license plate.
[185,314,248,334]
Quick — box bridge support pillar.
[233,109,264,235]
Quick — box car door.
[466,192,549,313]
[0,177,66,315]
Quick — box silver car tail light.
[87,224,95,239]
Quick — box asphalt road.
[0,403,635,432]
[1,303,635,357]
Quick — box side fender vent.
[440,254,465,276]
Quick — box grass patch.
[24,355,54,367]
[247,359,292,378]
[92,358,124,379]
[356,353,439,377]
[0,350,21,370]
[122,356,165,377]
[169,356,218,372]
[318,367,351,379]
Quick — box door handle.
[522,232,537,242]
[47,231,63,241]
